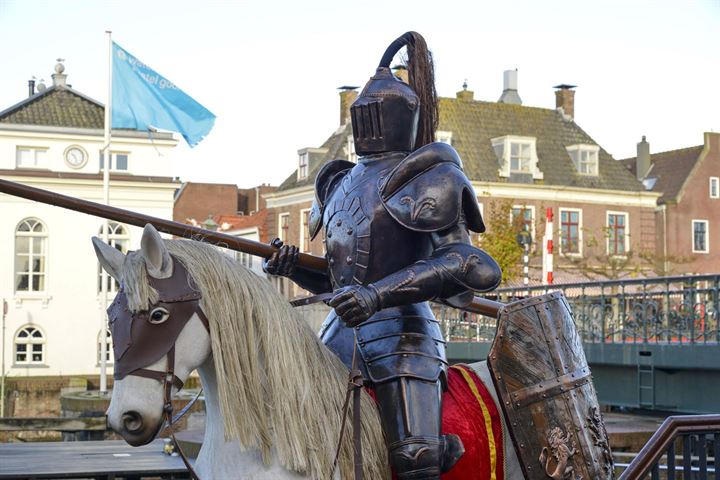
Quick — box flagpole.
[100,30,112,394]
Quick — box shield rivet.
[347,228,353,235]
[336,219,342,227]
[329,258,335,265]
[327,231,333,238]
[346,256,353,265]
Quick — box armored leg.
[374,378,464,479]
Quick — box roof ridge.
[439,95,561,114]
[619,144,704,162]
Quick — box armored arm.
[330,142,501,324]
[330,220,500,324]
[374,221,500,307]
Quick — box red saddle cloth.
[367,364,505,480]
[441,364,504,480]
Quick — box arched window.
[97,329,113,364]
[15,218,48,292]
[97,222,129,293]
[15,326,45,364]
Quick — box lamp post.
[516,231,532,292]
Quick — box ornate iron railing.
[437,274,720,344]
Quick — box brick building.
[621,132,720,274]
[173,181,276,226]
[263,72,661,295]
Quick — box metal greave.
[374,378,444,479]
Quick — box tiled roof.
[0,86,104,129]
[619,145,703,203]
[439,97,642,190]
[215,209,271,241]
[277,94,643,193]
[278,123,351,191]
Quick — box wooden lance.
[0,178,502,317]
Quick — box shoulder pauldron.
[309,159,355,240]
[379,142,485,233]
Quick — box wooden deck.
[0,439,190,479]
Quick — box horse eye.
[148,307,170,324]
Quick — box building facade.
[0,63,178,376]
[263,73,661,296]
[622,132,720,274]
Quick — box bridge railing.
[437,274,720,344]
[618,414,720,480]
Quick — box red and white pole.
[542,207,554,285]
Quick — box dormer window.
[566,144,599,175]
[297,151,309,180]
[436,131,453,145]
[491,136,543,179]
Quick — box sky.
[0,0,718,188]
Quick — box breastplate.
[323,153,432,289]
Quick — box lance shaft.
[0,178,502,316]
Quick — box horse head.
[93,224,212,446]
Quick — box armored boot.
[375,378,464,479]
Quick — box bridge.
[440,274,720,414]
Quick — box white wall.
[0,127,175,176]
[0,128,177,377]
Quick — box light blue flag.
[112,42,215,147]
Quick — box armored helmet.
[351,32,438,156]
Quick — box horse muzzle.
[114,410,162,447]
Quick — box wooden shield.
[488,292,614,479]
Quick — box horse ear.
[141,224,173,279]
[92,236,125,281]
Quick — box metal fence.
[437,274,720,345]
[618,415,720,480]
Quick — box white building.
[0,62,178,377]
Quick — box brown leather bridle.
[107,255,210,479]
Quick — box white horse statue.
[93,224,523,479]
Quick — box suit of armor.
[265,32,501,479]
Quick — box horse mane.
[121,239,389,479]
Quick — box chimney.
[498,69,522,105]
[456,79,474,101]
[338,86,359,126]
[554,84,576,120]
[51,58,67,87]
[28,78,35,97]
[636,135,651,181]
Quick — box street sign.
[516,230,532,246]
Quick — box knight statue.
[264,31,502,479]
